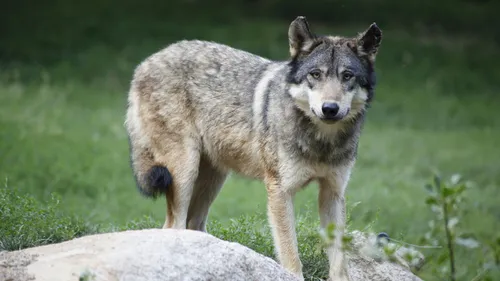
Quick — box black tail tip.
[144,165,172,198]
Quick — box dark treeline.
[1,0,497,64]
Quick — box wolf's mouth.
[312,108,350,123]
[320,116,343,124]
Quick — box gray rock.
[0,229,423,281]
[1,229,299,281]
[346,231,424,281]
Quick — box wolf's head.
[286,16,382,124]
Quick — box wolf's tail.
[128,138,172,198]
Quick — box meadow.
[1,11,499,281]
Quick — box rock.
[1,229,299,281]
[0,229,424,281]
[0,251,36,281]
[346,231,425,281]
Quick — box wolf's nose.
[321,102,339,118]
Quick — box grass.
[0,184,96,251]
[0,18,499,281]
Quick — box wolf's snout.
[321,102,339,119]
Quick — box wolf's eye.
[342,72,354,82]
[310,70,321,80]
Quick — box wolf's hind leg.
[186,156,227,232]
[155,139,201,230]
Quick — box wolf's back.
[125,40,276,197]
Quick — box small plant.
[423,173,469,280]
[318,222,354,253]
[420,173,499,281]
[79,269,96,281]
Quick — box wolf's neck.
[280,106,364,165]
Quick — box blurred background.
[1,0,499,280]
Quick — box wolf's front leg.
[266,179,304,281]
[319,168,353,281]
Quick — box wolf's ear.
[288,16,315,58]
[356,23,382,61]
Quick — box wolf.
[125,16,382,281]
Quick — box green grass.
[0,184,96,250]
[1,19,499,280]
